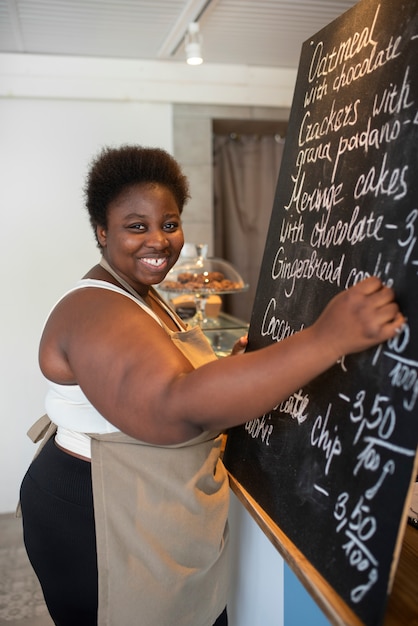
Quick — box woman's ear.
[96,225,107,248]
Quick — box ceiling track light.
[185,22,203,65]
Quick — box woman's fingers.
[360,280,406,337]
[314,277,405,357]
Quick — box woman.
[19,145,404,626]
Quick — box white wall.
[228,493,284,625]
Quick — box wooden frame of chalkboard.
[223,1,418,625]
[228,474,418,626]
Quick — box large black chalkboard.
[223,1,418,625]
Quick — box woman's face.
[97,183,184,295]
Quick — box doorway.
[213,119,287,321]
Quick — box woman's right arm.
[40,277,404,445]
[167,276,404,437]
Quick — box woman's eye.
[129,223,145,231]
[164,222,179,231]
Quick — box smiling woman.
[96,183,184,295]
[18,144,404,626]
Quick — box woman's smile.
[97,183,184,294]
[140,256,168,269]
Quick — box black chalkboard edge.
[228,467,418,626]
[228,472,363,626]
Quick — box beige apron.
[23,324,230,626]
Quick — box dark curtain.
[213,133,285,322]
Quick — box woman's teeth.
[143,258,165,267]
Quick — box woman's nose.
[146,229,169,248]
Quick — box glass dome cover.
[160,244,248,296]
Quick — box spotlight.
[185,22,203,65]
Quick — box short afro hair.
[84,145,190,247]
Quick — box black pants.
[214,608,228,625]
[20,437,228,626]
[20,438,98,625]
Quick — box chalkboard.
[223,1,418,625]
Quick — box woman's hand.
[312,276,405,360]
[230,335,248,356]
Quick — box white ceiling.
[0,0,358,69]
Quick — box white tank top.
[46,279,183,457]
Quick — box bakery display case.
[159,244,248,329]
[159,244,249,356]
[200,312,249,358]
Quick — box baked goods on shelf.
[160,243,247,295]
[161,270,244,294]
